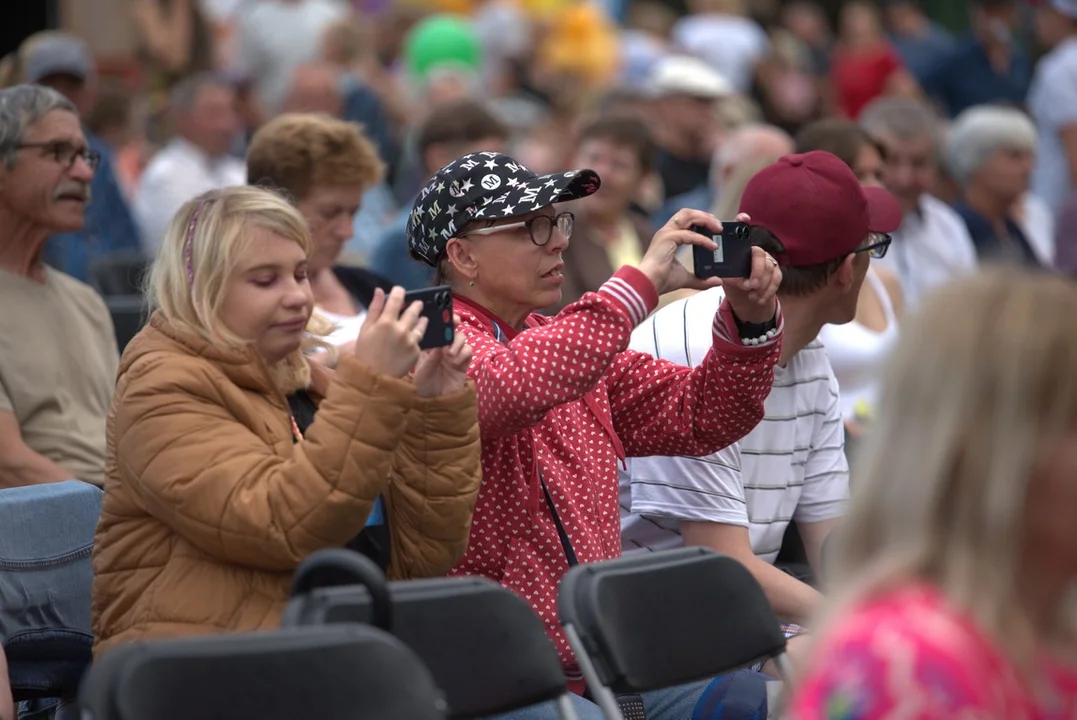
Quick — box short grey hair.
[0,84,77,168]
[860,96,940,145]
[944,105,1036,187]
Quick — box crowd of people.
[2,0,1077,718]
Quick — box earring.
[468,280,476,287]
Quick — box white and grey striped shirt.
[619,288,849,562]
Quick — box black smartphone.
[403,285,455,350]
[691,222,753,279]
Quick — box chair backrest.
[283,576,572,719]
[0,481,102,700]
[104,295,148,354]
[90,253,149,298]
[558,547,788,695]
[78,625,448,720]
[286,548,392,630]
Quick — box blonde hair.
[146,186,328,393]
[821,268,1077,667]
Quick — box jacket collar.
[453,294,528,343]
[122,312,282,395]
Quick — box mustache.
[53,183,91,203]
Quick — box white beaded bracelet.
[741,327,779,346]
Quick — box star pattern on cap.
[406,153,601,266]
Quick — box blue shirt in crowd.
[921,34,1031,117]
[44,130,141,283]
[952,199,1041,267]
[891,24,956,86]
[366,203,434,290]
[342,76,395,167]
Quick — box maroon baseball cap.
[738,151,903,267]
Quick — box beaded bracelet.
[740,327,779,346]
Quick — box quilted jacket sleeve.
[384,381,482,580]
[113,354,414,572]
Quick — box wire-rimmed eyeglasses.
[462,211,574,247]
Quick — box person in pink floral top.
[789,269,1077,720]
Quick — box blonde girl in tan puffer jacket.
[91,186,482,656]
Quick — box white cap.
[647,55,734,99]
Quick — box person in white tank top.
[794,118,906,437]
[817,266,900,425]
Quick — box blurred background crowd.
[4,0,1077,718]
[5,0,1077,305]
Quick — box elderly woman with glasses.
[406,151,785,719]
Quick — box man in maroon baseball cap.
[621,150,902,663]
[738,149,903,324]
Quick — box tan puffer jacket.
[91,313,481,656]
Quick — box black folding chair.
[558,547,792,720]
[286,548,392,630]
[89,252,149,298]
[78,625,447,720]
[284,574,577,719]
[104,295,148,353]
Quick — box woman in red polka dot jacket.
[406,152,784,719]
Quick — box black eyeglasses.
[17,141,100,171]
[464,211,574,247]
[853,232,892,259]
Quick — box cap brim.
[473,168,601,219]
[863,185,903,233]
[547,168,601,202]
[26,65,89,83]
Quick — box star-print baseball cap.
[738,150,902,267]
[407,151,601,267]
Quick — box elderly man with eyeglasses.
[0,84,118,490]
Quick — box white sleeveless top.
[817,268,899,421]
[319,307,368,347]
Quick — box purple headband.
[183,199,210,288]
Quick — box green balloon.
[403,14,482,80]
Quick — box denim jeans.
[485,681,710,720]
[0,481,102,702]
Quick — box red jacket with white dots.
[448,265,782,683]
